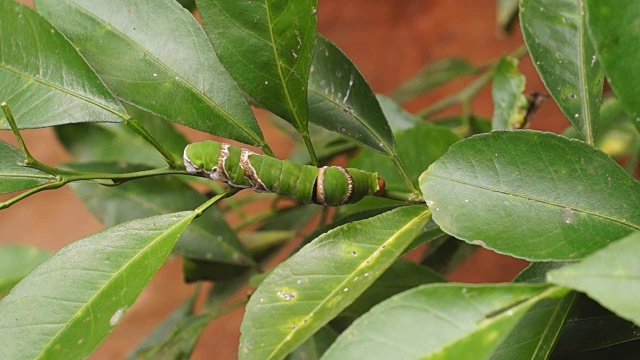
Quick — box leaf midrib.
[424,173,640,230]
[266,208,430,359]
[34,213,193,359]
[58,0,265,146]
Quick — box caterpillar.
[183,141,385,206]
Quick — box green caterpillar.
[183,141,385,206]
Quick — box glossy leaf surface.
[548,231,640,325]
[35,0,266,147]
[521,0,604,143]
[586,0,640,133]
[198,0,316,136]
[239,206,431,360]
[420,131,640,260]
[491,56,528,130]
[0,1,124,129]
[322,284,561,360]
[350,123,460,191]
[67,163,252,265]
[308,35,394,154]
[0,212,195,360]
[0,140,50,195]
[0,245,50,295]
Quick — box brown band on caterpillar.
[209,143,231,183]
[335,166,354,205]
[240,148,268,192]
[374,178,386,196]
[315,166,328,205]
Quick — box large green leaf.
[239,206,431,360]
[0,245,50,295]
[349,123,460,192]
[491,56,529,130]
[0,140,51,195]
[35,0,266,147]
[322,284,565,360]
[0,1,124,128]
[390,57,477,103]
[67,163,253,265]
[307,35,394,155]
[520,0,604,143]
[197,0,317,137]
[56,104,188,168]
[586,1,640,134]
[376,94,419,132]
[548,231,640,325]
[419,131,640,260]
[0,212,196,360]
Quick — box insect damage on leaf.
[184,141,385,206]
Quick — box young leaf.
[35,0,267,148]
[0,140,51,195]
[547,231,640,326]
[491,56,529,130]
[0,212,196,360]
[307,35,395,155]
[322,284,565,360]
[56,105,188,168]
[586,1,640,134]
[420,131,640,260]
[197,0,317,140]
[390,57,477,103]
[0,245,50,295]
[520,0,604,144]
[67,163,253,265]
[0,1,125,129]
[239,206,431,360]
[349,123,460,192]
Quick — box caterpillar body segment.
[183,140,383,206]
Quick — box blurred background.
[1,0,569,358]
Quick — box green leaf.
[497,0,520,33]
[0,1,124,129]
[491,56,529,130]
[0,140,51,195]
[0,212,196,360]
[376,94,419,132]
[197,0,317,137]
[35,0,266,147]
[126,289,198,359]
[390,58,477,103]
[56,105,188,167]
[307,35,395,155]
[489,292,576,360]
[349,123,460,192]
[287,326,338,360]
[239,206,431,360]
[322,284,564,360]
[548,231,640,325]
[67,163,253,265]
[339,260,445,320]
[0,245,50,295]
[553,295,640,357]
[520,0,604,143]
[419,130,640,260]
[586,1,640,134]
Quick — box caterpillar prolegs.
[183,141,385,206]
